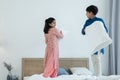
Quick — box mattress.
[24,76,30,80]
[24,74,120,80]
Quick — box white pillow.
[85,21,112,54]
[70,67,93,75]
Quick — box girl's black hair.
[43,17,55,34]
[86,5,98,15]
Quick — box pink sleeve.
[52,28,63,38]
[44,34,48,44]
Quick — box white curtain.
[109,0,120,75]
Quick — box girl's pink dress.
[43,28,63,78]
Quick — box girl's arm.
[44,34,48,44]
[52,28,63,38]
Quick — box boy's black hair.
[86,5,98,15]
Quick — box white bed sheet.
[24,74,120,80]
[24,76,30,80]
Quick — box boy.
[81,5,108,76]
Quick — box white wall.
[0,0,110,79]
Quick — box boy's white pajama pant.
[91,51,102,76]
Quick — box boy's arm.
[101,19,108,33]
[81,26,86,35]
[100,48,104,54]
[81,21,88,35]
[100,19,108,54]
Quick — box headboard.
[22,58,89,80]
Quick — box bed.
[22,58,120,80]
[22,58,89,80]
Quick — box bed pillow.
[70,67,93,75]
[85,21,112,54]
[57,68,69,76]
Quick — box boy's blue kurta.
[81,17,108,54]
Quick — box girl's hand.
[60,31,63,34]
[60,31,62,33]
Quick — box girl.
[43,17,63,78]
